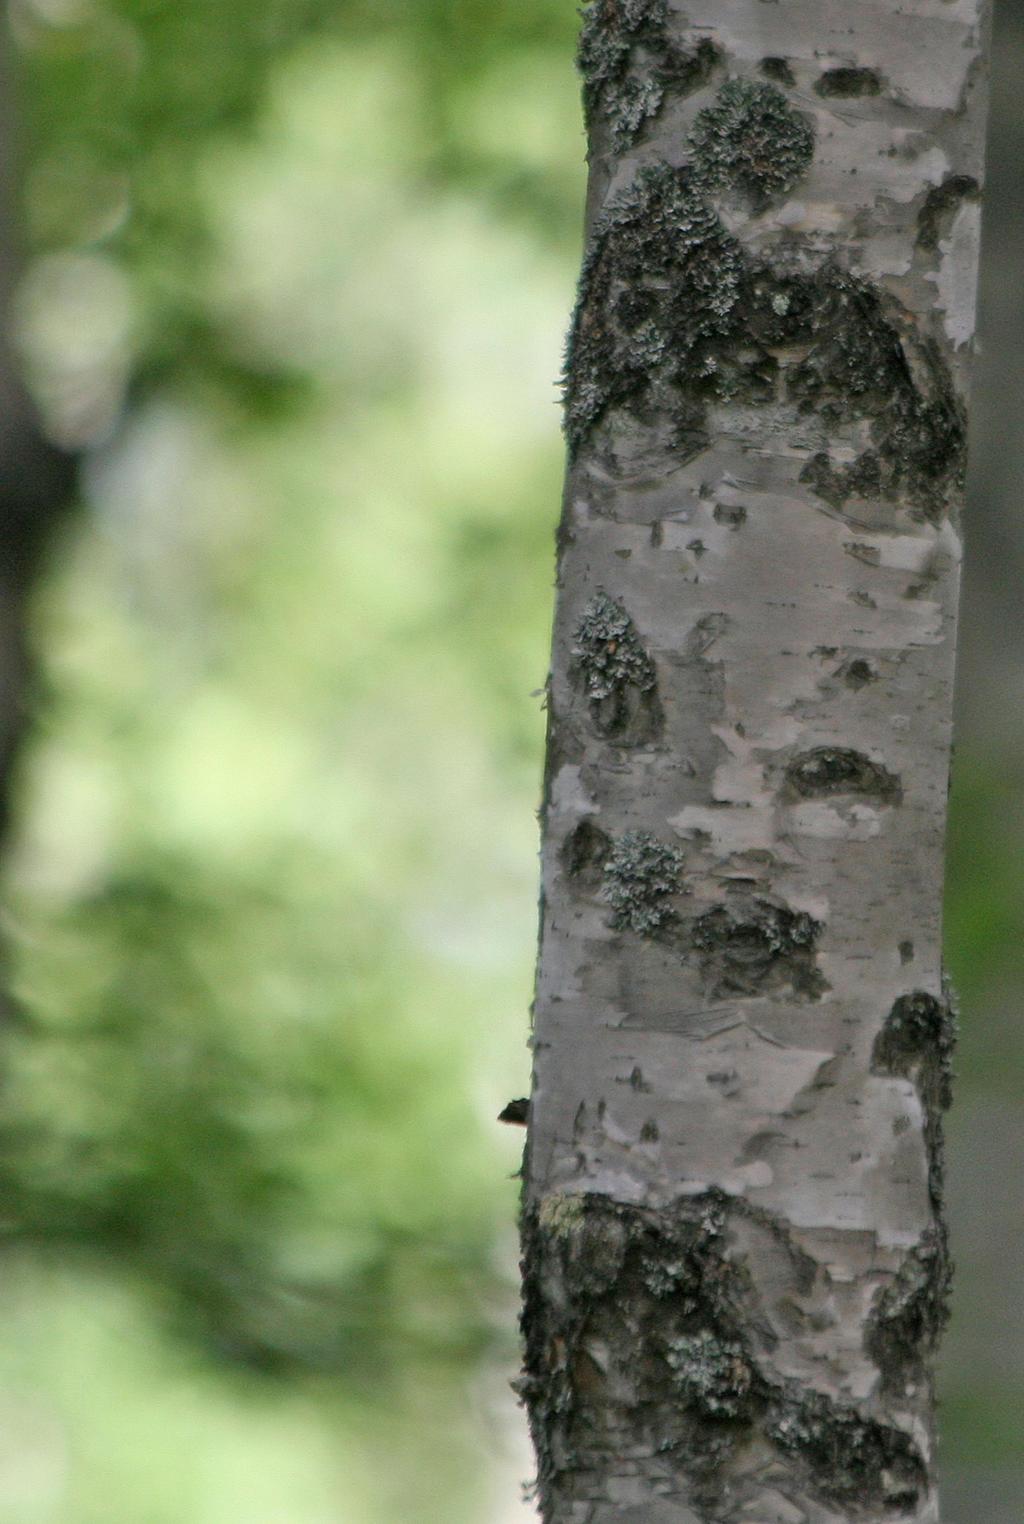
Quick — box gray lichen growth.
[602,829,683,934]
[785,746,901,803]
[577,0,720,151]
[564,163,745,454]
[690,78,814,207]
[666,1330,755,1418]
[692,895,825,999]
[866,1226,952,1393]
[572,592,656,701]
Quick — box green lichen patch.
[692,895,825,1000]
[602,829,684,934]
[866,1226,952,1393]
[689,78,814,207]
[785,746,901,804]
[767,1390,926,1513]
[815,66,883,98]
[577,0,720,152]
[570,591,663,741]
[916,174,981,252]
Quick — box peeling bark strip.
[522,2,991,1519]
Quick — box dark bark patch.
[570,590,663,742]
[520,1191,928,1517]
[567,189,964,524]
[578,0,720,152]
[713,501,747,529]
[839,657,877,689]
[866,1226,952,1394]
[689,78,815,208]
[872,982,958,1206]
[691,895,825,999]
[815,66,884,98]
[602,829,684,934]
[560,818,612,894]
[872,989,956,1111]
[767,1389,926,1512]
[518,1192,766,1515]
[916,174,981,252]
[785,746,902,804]
[785,267,966,522]
[759,56,795,87]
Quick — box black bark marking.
[691,894,826,1000]
[759,56,795,87]
[767,1390,926,1512]
[602,829,684,934]
[872,989,956,1111]
[839,657,877,689]
[916,174,981,252]
[499,1098,531,1126]
[713,501,747,528]
[570,591,663,742]
[785,746,902,804]
[787,268,966,523]
[815,66,884,98]
[866,1226,952,1394]
[560,818,612,894]
[872,982,958,1205]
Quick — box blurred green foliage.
[0,0,1019,1520]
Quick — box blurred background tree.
[0,0,1019,1520]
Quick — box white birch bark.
[519,3,991,1520]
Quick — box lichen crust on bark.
[522,0,991,1519]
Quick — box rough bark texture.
[521,3,991,1520]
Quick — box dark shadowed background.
[0,0,1019,1520]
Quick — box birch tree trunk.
[519,3,991,1520]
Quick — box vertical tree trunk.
[520,3,991,1520]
